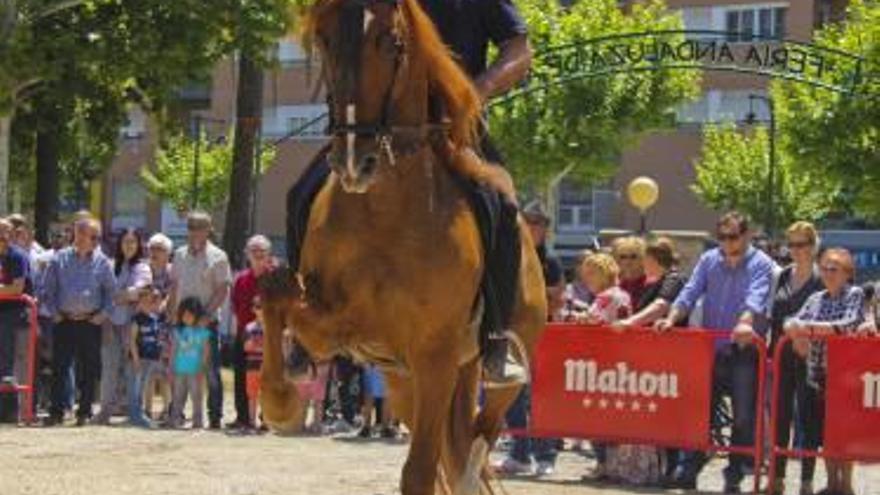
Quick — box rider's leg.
[286,146,333,269]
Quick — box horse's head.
[306,0,480,193]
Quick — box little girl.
[244,297,265,430]
[578,253,662,487]
[168,297,212,429]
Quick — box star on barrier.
[582,397,593,408]
[631,400,641,411]
[598,398,609,409]
[614,400,625,410]
[648,402,658,413]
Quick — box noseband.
[327,0,447,167]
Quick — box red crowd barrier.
[767,334,880,492]
[506,323,767,494]
[0,295,38,424]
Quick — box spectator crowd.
[0,207,876,495]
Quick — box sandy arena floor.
[1,420,878,495]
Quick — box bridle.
[325,0,447,168]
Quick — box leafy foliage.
[489,0,700,193]
[141,130,275,213]
[772,0,880,223]
[692,124,838,230]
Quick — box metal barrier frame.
[504,325,767,494]
[766,334,880,494]
[0,295,38,424]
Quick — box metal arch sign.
[498,30,865,103]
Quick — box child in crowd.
[578,253,663,487]
[359,364,395,439]
[167,297,212,429]
[244,297,265,430]
[128,287,166,428]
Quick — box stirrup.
[482,330,530,389]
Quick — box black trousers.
[773,341,816,482]
[232,336,250,424]
[50,320,102,420]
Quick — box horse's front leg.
[259,298,306,433]
[401,343,459,495]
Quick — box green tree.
[489,0,700,194]
[141,130,276,214]
[773,0,880,222]
[692,124,838,230]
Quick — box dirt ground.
[1,421,878,495]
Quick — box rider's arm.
[476,0,532,101]
[475,35,532,101]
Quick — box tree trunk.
[223,54,263,270]
[35,115,61,246]
[0,115,11,216]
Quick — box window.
[111,180,147,230]
[277,40,308,68]
[287,114,328,138]
[262,104,329,139]
[119,107,146,139]
[725,6,787,41]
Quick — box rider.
[287,0,533,384]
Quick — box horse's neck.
[332,146,461,231]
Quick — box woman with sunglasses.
[768,222,825,495]
[785,248,865,495]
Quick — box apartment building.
[99,0,853,261]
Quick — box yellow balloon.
[627,176,659,211]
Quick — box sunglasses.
[787,241,813,249]
[716,232,742,242]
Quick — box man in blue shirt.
[0,218,33,423]
[42,218,115,426]
[656,211,774,493]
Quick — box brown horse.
[258,1,546,494]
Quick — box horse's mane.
[399,0,481,148]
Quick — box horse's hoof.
[454,436,489,495]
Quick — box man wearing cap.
[494,201,564,475]
[167,211,232,430]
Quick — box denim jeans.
[506,386,559,465]
[677,344,758,485]
[206,327,223,423]
[128,359,161,423]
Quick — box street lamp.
[746,94,776,239]
[627,176,660,235]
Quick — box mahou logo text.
[564,360,679,399]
